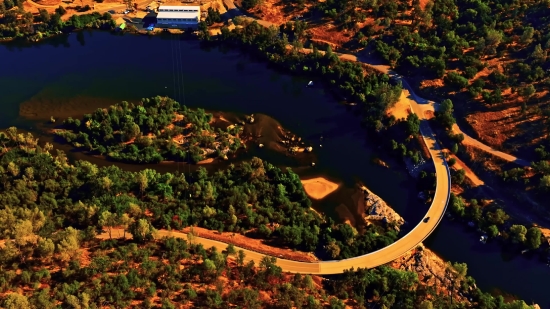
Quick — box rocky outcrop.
[361,186,405,231]
[392,244,472,304]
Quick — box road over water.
[103,108,451,274]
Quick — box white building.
[156,5,201,29]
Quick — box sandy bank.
[301,177,340,200]
[197,158,215,165]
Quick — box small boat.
[307,81,314,87]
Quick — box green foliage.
[406,113,420,136]
[509,225,527,244]
[0,8,113,40]
[56,97,244,164]
[447,194,540,250]
[444,71,469,90]
[0,135,398,257]
[1,236,527,309]
[525,227,542,249]
[205,8,222,25]
[436,99,456,130]
[2,293,30,309]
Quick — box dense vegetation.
[0,128,398,259]
[1,237,345,309]
[367,0,550,110]
[308,0,550,122]
[0,233,537,309]
[0,130,536,307]
[328,258,537,309]
[0,2,114,41]
[55,96,244,164]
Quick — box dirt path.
[355,59,531,167]
[442,149,484,187]
[26,0,154,18]
[451,125,530,167]
[26,0,59,8]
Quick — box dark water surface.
[1,31,549,308]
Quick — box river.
[1,30,549,308]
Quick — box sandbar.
[301,177,340,200]
[197,158,215,164]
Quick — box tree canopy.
[56,96,244,164]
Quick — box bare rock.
[362,186,405,230]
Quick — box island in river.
[53,96,245,164]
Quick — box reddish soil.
[307,23,355,47]
[181,226,319,262]
[465,97,548,152]
[248,0,310,25]
[34,0,62,6]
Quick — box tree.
[122,122,140,141]
[3,293,30,309]
[509,225,527,244]
[418,300,434,309]
[444,72,469,89]
[14,220,39,264]
[520,27,534,45]
[406,113,420,136]
[119,213,133,239]
[65,293,90,309]
[487,208,509,225]
[205,7,221,25]
[137,171,148,198]
[241,0,260,10]
[325,240,341,259]
[225,243,236,256]
[520,84,536,102]
[530,44,547,63]
[197,21,211,41]
[57,227,81,267]
[236,250,246,267]
[451,143,458,154]
[130,219,157,243]
[99,211,118,239]
[484,29,503,54]
[540,175,550,191]
[525,227,542,249]
[449,194,465,217]
[437,99,456,129]
[203,259,217,272]
[487,225,499,238]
